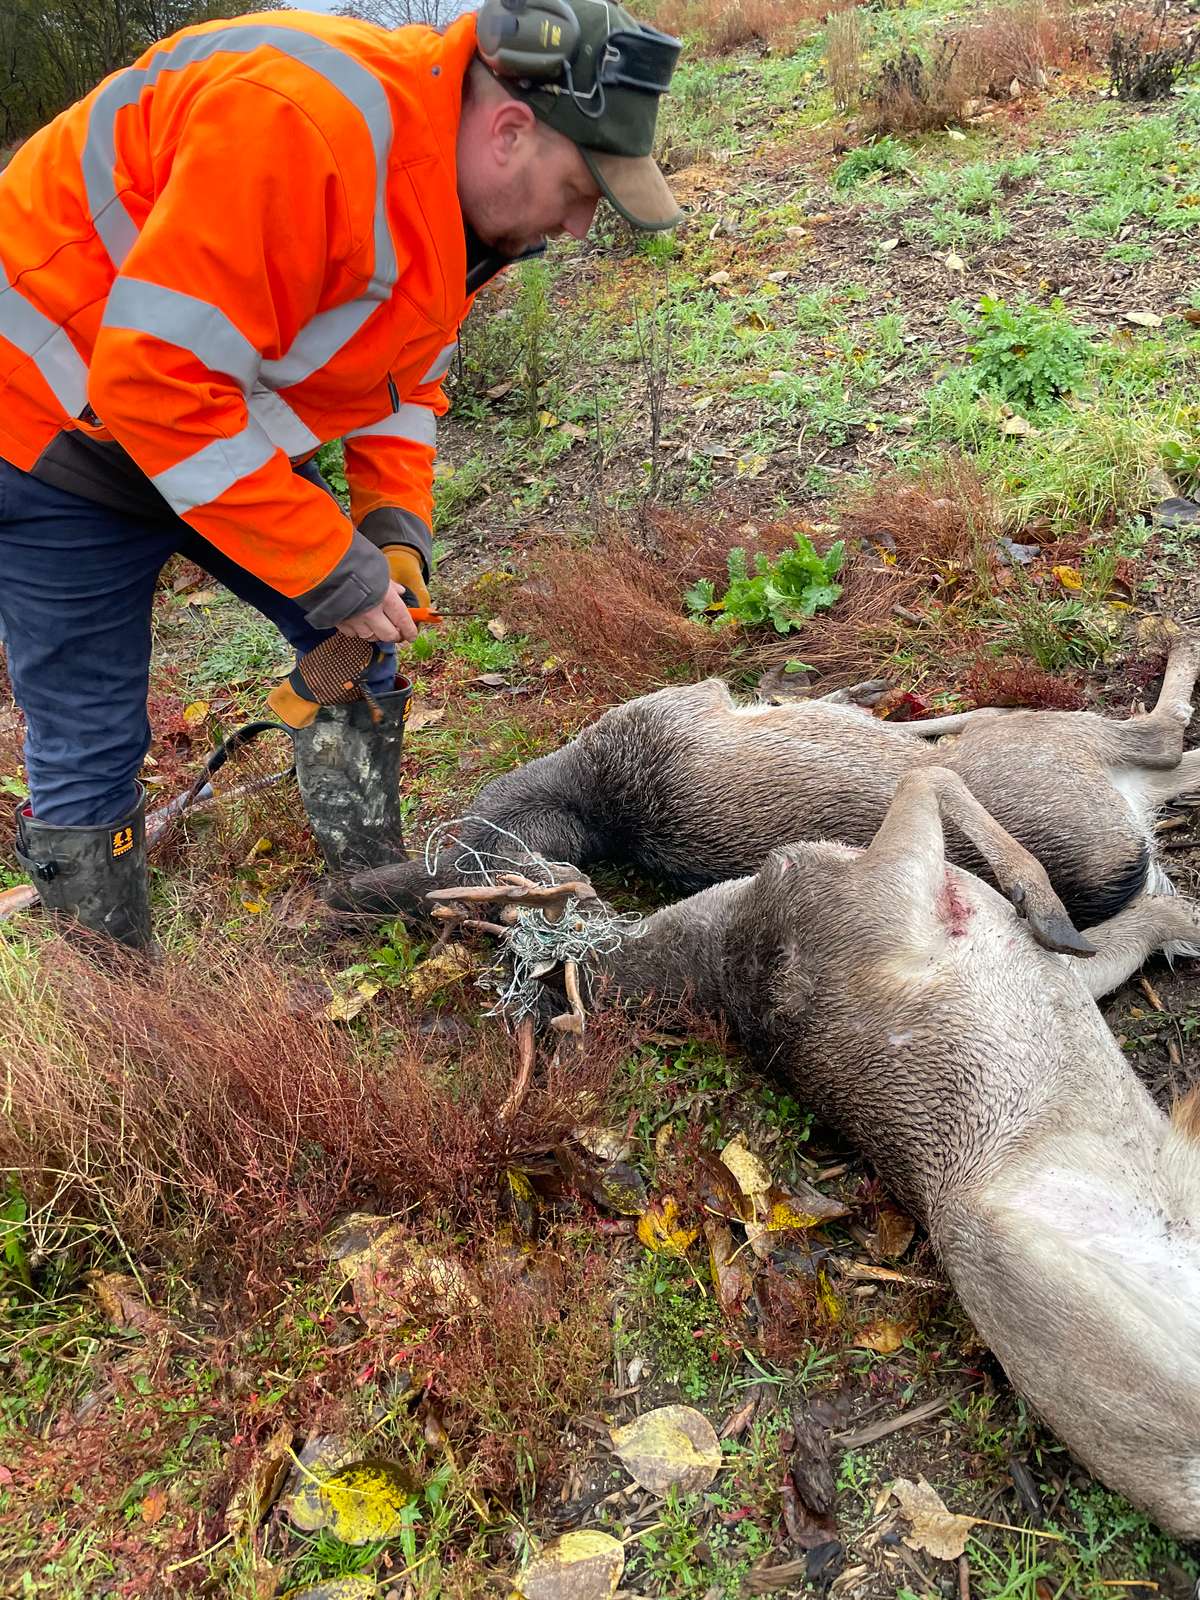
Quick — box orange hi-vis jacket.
[0,10,491,626]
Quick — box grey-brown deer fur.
[589,766,1200,1537]
[338,635,1200,946]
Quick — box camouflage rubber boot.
[292,685,411,873]
[15,784,151,949]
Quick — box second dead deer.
[338,633,1200,947]
[477,769,1200,1536]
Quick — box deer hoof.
[1010,883,1096,956]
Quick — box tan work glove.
[384,544,430,609]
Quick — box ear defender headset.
[475,0,680,119]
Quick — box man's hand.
[335,581,419,644]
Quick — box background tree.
[0,0,277,149]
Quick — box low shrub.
[824,8,864,112]
[0,929,623,1299]
[967,295,1092,415]
[863,42,976,135]
[1108,0,1200,100]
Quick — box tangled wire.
[423,817,644,1022]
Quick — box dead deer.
[336,634,1200,952]
[564,768,1200,1536]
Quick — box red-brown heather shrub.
[838,452,1003,572]
[955,0,1086,95]
[863,40,979,135]
[965,659,1088,711]
[0,931,627,1300]
[504,511,807,697]
[649,0,855,56]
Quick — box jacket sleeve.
[88,76,389,627]
[342,355,455,581]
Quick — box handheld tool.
[265,582,466,731]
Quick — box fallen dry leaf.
[891,1475,980,1561]
[720,1134,772,1208]
[513,1530,626,1600]
[402,942,475,1008]
[309,1458,420,1544]
[609,1404,722,1494]
[1052,565,1082,592]
[853,1319,914,1355]
[140,1486,168,1525]
[704,1217,753,1317]
[637,1195,700,1258]
[348,1228,481,1329]
[868,1202,916,1262]
[225,1421,294,1539]
[515,1523,630,1600]
[279,1579,376,1600]
[1123,310,1162,328]
[87,1272,170,1339]
[279,1435,360,1532]
[405,705,446,733]
[182,699,209,727]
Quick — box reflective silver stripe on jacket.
[420,340,457,385]
[344,404,437,449]
[248,389,322,456]
[151,424,276,514]
[0,264,88,417]
[82,21,397,390]
[101,277,259,388]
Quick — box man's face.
[460,95,602,258]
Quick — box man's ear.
[489,96,539,165]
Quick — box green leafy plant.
[832,135,911,190]
[1163,437,1200,495]
[967,295,1092,414]
[686,531,844,633]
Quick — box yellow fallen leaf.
[280,1579,376,1600]
[816,1265,844,1324]
[325,988,371,1022]
[242,899,266,915]
[512,1530,625,1600]
[313,1458,420,1544]
[1052,565,1083,592]
[279,1435,360,1532]
[402,942,475,1008]
[609,1404,722,1494]
[891,1475,980,1561]
[719,1134,772,1209]
[636,1195,699,1258]
[854,1318,914,1355]
[537,410,559,429]
[182,700,209,727]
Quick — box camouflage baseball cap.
[476,0,684,231]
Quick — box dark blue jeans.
[0,458,395,826]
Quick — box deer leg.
[1138,746,1200,806]
[1068,893,1200,998]
[1094,634,1200,771]
[861,768,1094,956]
[900,708,1018,738]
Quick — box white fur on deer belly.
[1006,1160,1200,1312]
